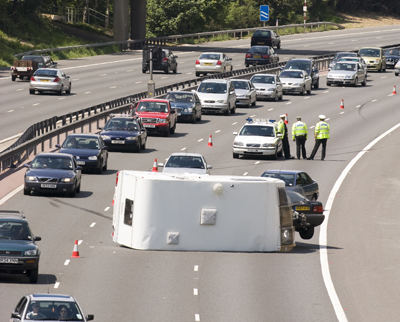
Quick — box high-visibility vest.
[315,121,330,139]
[277,120,285,138]
[292,121,308,140]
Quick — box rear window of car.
[33,69,57,77]
[261,172,295,186]
[198,82,227,93]
[334,53,356,60]
[253,30,271,37]
[384,49,400,56]
[199,53,221,60]
[251,75,275,84]
[248,46,269,53]
[165,156,205,169]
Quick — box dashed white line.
[194,265,198,271]
[7,110,14,113]
[16,88,23,91]
[64,260,70,266]
[215,130,221,133]
[371,99,377,102]
[59,97,65,100]
[197,139,203,142]
[186,72,192,75]
[54,282,60,289]
[180,62,186,64]
[356,105,361,108]
[255,161,260,164]
[33,103,39,106]
[78,240,83,245]
[126,70,133,72]
[90,222,96,227]
[381,76,387,78]
[104,207,110,211]
[323,91,329,93]
[232,122,237,125]
[339,112,345,114]
[135,81,142,84]
[235,64,242,66]
[195,314,200,321]
[310,126,315,129]
[243,172,248,176]
[304,97,310,99]
[250,115,256,117]
[286,102,292,105]
[193,288,198,295]
[100,74,107,77]
[110,86,117,89]
[181,147,187,151]
[84,92,91,94]
[161,76,168,79]
[268,108,273,111]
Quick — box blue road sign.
[260,5,269,21]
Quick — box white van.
[112,171,296,252]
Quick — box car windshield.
[285,61,310,72]
[137,101,169,113]
[334,53,356,61]
[25,301,84,321]
[359,48,380,57]
[0,221,32,240]
[253,30,271,37]
[239,125,275,137]
[384,49,400,56]
[165,156,205,169]
[34,69,57,77]
[232,81,249,90]
[199,53,221,60]
[165,93,194,103]
[248,46,269,53]
[62,136,99,149]
[251,75,275,84]
[286,190,308,202]
[261,172,295,186]
[197,82,227,94]
[339,58,358,62]
[333,63,356,71]
[30,156,72,170]
[279,71,303,78]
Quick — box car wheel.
[362,76,367,86]
[245,64,249,68]
[326,83,331,86]
[383,65,386,72]
[164,65,169,74]
[274,92,278,102]
[314,80,319,89]
[28,267,39,283]
[141,139,146,150]
[252,98,256,106]
[29,89,35,95]
[173,64,178,74]
[12,75,16,81]
[196,72,200,77]
[170,122,176,134]
[142,69,147,74]
[395,73,399,76]
[96,164,102,174]
[69,185,77,197]
[307,87,311,95]
[197,110,202,121]
[23,188,30,195]
[76,182,81,193]
[353,77,358,87]
[277,42,281,49]
[230,104,236,114]
[300,86,305,96]
[192,113,196,124]
[164,128,170,137]
[66,83,71,94]
[224,105,230,115]
[278,147,283,157]
[58,85,64,96]
[135,139,141,153]
[279,92,283,101]
[271,148,278,160]
[233,152,239,159]
[299,226,315,239]
[378,65,382,72]
[102,157,108,170]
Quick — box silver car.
[29,68,71,95]
[279,69,312,95]
[326,62,367,86]
[395,60,400,76]
[158,152,212,174]
[195,52,233,77]
[231,79,257,107]
[250,73,283,101]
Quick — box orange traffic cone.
[392,85,397,95]
[207,135,213,147]
[284,113,288,124]
[71,240,80,258]
[340,99,344,109]
[152,159,158,172]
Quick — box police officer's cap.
[319,115,326,120]
[280,114,286,118]
[296,116,301,119]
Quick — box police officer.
[277,114,294,159]
[292,116,308,159]
[308,115,330,161]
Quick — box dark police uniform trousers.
[309,138,328,160]
[294,135,307,159]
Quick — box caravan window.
[124,199,133,226]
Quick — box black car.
[286,189,325,240]
[142,45,178,74]
[0,210,41,283]
[250,29,281,48]
[384,48,400,69]
[245,46,279,67]
[24,153,82,197]
[164,91,202,123]
[56,134,108,174]
[99,114,147,152]
[283,58,320,89]
[329,52,358,70]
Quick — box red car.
[134,99,177,137]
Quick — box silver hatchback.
[29,68,71,95]
[195,52,233,77]
[250,73,283,101]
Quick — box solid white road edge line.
[320,121,400,322]
[0,185,23,205]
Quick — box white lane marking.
[197,138,203,142]
[186,72,192,75]
[59,97,65,100]
[135,81,142,84]
[126,70,133,72]
[328,42,334,44]
[181,147,187,151]
[110,86,116,89]
[104,207,110,211]
[90,222,96,227]
[286,102,292,105]
[33,103,39,106]
[194,265,198,271]
[255,161,260,164]
[64,260,70,266]
[326,118,331,121]
[310,126,315,129]
[193,288,198,295]
[235,64,242,66]
[389,94,394,96]
[250,115,256,117]
[73,78,79,81]
[381,76,387,78]
[54,282,60,289]
[268,108,273,111]
[243,172,248,176]
[180,62,186,64]
[84,92,91,94]
[356,105,361,108]
[0,185,23,205]
[215,130,221,133]
[16,88,23,91]
[304,97,310,99]
[161,76,168,79]
[78,240,83,245]
[323,91,329,93]
[195,314,200,321]
[90,246,94,248]
[339,112,345,114]
[7,110,14,113]
[320,121,400,322]
[100,74,107,76]
[232,122,237,125]
[371,99,377,102]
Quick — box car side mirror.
[228,58,232,61]
[98,127,103,130]
[33,236,41,241]
[76,166,82,171]
[11,312,21,319]
[191,90,196,93]
[207,165,213,169]
[86,315,94,321]
[55,144,61,148]
[158,163,164,167]
[102,146,108,150]
[230,91,235,95]
[233,132,238,135]
[277,133,283,138]
[23,164,29,168]
[174,55,178,58]
[66,75,70,79]
[54,62,58,65]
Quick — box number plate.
[253,55,261,58]
[203,63,213,65]
[257,91,266,95]
[177,113,181,116]
[387,62,394,65]
[76,161,85,165]
[40,79,50,82]
[367,64,371,66]
[143,124,155,128]
[247,149,259,152]
[41,184,57,189]
[257,42,265,45]
[295,206,310,211]
[111,140,125,144]
[203,104,215,107]
[0,258,18,264]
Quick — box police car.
[232,118,283,159]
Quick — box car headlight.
[101,135,111,140]
[396,62,400,67]
[61,177,74,183]
[158,118,166,123]
[293,83,300,86]
[267,88,274,91]
[233,141,244,146]
[88,156,98,160]
[184,107,193,112]
[374,59,380,63]
[262,143,276,147]
[217,100,227,103]
[126,137,138,140]
[345,75,353,79]
[24,249,37,256]
[26,176,38,182]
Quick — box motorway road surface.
[1,24,400,322]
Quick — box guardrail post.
[41,141,44,152]
[49,137,52,149]
[89,121,92,133]
[57,134,60,145]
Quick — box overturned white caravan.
[112,171,296,252]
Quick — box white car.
[195,79,236,115]
[279,69,312,95]
[231,79,257,107]
[195,52,233,77]
[232,118,283,160]
[158,153,212,174]
[250,73,283,101]
[326,61,367,86]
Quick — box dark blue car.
[261,170,319,201]
[99,114,147,152]
[24,153,82,197]
[164,91,202,123]
[56,134,108,174]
